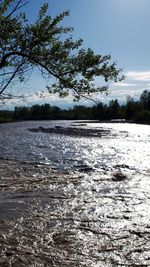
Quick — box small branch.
[4,0,29,20]
[73,88,99,105]
[0,62,25,95]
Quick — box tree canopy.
[0,0,124,102]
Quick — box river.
[0,121,150,266]
[0,120,150,172]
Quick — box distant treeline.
[0,90,150,124]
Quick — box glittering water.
[0,121,150,266]
[0,121,150,173]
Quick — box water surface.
[0,121,150,266]
[0,120,149,173]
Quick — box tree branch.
[4,0,29,20]
[0,61,25,95]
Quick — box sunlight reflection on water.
[0,121,149,173]
[0,121,150,266]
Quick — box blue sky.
[7,0,150,108]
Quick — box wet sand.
[0,159,150,266]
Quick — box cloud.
[6,91,95,109]
[101,88,144,105]
[127,71,150,81]
[110,88,143,96]
[113,82,138,87]
[7,92,74,108]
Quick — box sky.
[6,0,150,108]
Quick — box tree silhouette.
[0,0,123,102]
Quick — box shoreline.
[0,118,150,125]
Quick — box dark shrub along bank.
[0,90,150,124]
